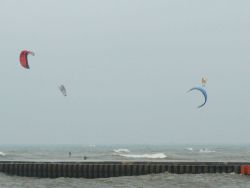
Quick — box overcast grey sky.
[0,0,249,145]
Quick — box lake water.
[0,144,250,188]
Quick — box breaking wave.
[113,149,130,153]
[185,147,194,151]
[0,152,6,157]
[199,148,215,153]
[117,153,167,159]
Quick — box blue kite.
[188,87,207,108]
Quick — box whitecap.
[113,149,130,153]
[0,152,6,157]
[185,147,194,151]
[118,153,167,159]
[199,148,215,153]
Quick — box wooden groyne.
[0,161,249,178]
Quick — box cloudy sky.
[0,0,249,145]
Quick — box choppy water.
[1,173,250,188]
[1,144,250,187]
[2,144,250,162]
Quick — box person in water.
[69,152,72,158]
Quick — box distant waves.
[113,148,167,159]
[117,153,167,159]
[185,147,216,153]
[0,152,6,157]
[0,146,217,161]
[113,149,130,153]
[199,148,216,153]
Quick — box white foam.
[199,148,215,153]
[113,149,130,153]
[0,152,6,157]
[185,147,194,151]
[118,153,167,159]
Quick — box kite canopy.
[188,87,207,108]
[59,85,67,96]
[19,50,35,69]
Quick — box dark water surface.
[0,172,249,188]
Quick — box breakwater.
[0,161,249,178]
